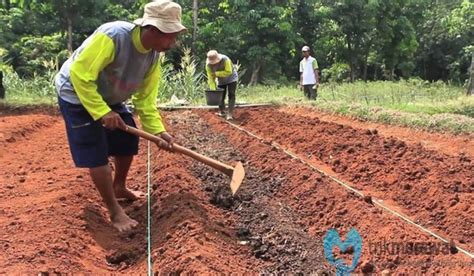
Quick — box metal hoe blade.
[230,161,245,195]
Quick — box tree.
[468,52,473,95]
[50,0,108,53]
[322,0,377,82]
[413,0,472,83]
[0,0,471,84]
[374,0,418,80]
[223,0,301,85]
[192,0,198,56]
[0,71,5,99]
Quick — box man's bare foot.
[111,211,138,232]
[114,187,145,201]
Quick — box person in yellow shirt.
[206,50,239,120]
[55,0,186,232]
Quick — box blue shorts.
[58,97,139,168]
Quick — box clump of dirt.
[106,249,140,266]
[209,185,235,209]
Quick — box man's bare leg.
[113,155,144,201]
[90,165,138,232]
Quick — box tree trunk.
[67,16,73,54]
[192,0,198,56]
[467,52,474,95]
[423,57,427,80]
[249,62,262,86]
[0,71,5,99]
[346,34,355,82]
[363,57,368,82]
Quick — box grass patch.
[2,70,57,106]
[2,69,472,134]
[233,82,474,134]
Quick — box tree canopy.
[0,0,472,85]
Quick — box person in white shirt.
[299,45,319,100]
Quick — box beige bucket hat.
[134,0,187,34]
[206,50,222,65]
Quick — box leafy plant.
[157,47,206,104]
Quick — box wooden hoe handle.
[124,126,234,177]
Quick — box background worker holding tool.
[55,0,186,232]
[206,50,239,120]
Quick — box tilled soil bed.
[0,107,472,274]
[217,107,473,253]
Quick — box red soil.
[196,109,473,274]
[0,114,259,274]
[228,107,473,253]
[283,106,474,157]
[1,107,472,274]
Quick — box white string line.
[226,121,474,259]
[146,140,153,275]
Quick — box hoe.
[125,126,245,195]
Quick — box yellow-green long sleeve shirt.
[55,21,165,134]
[206,54,238,90]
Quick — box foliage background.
[0,0,472,85]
